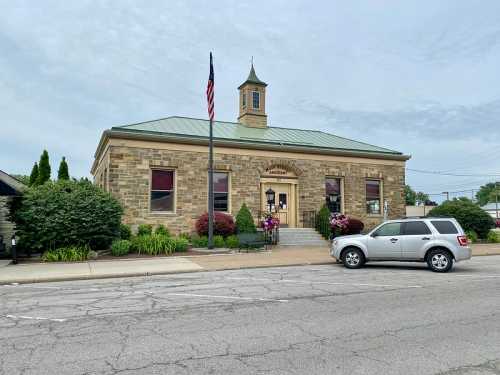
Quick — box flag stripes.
[206,53,215,121]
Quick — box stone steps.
[278,228,330,247]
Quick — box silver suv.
[330,218,471,272]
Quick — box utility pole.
[496,181,499,220]
[442,191,449,201]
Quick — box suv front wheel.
[427,248,453,273]
[341,247,365,269]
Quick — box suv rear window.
[404,221,431,235]
[431,220,458,234]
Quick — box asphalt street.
[1,256,500,374]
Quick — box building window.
[151,169,175,212]
[279,193,287,209]
[242,92,246,108]
[325,178,342,213]
[366,179,381,214]
[252,91,260,109]
[213,172,229,212]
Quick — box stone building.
[0,170,25,251]
[91,65,410,234]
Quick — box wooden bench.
[237,232,268,251]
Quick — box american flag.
[206,52,215,121]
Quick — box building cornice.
[91,129,411,174]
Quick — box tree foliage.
[235,203,256,233]
[415,191,430,203]
[57,156,69,180]
[428,198,494,239]
[9,179,123,251]
[404,185,417,205]
[405,185,429,205]
[29,163,39,186]
[475,182,500,206]
[37,150,51,185]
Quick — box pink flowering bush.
[330,213,349,236]
[330,213,364,237]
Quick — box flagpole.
[208,116,214,249]
[207,52,215,250]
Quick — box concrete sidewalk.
[1,244,499,284]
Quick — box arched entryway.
[260,163,299,227]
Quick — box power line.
[407,168,500,177]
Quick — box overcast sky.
[1,0,499,200]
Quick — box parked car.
[331,217,471,272]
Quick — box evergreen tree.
[235,203,256,233]
[29,163,39,186]
[57,156,69,180]
[37,150,51,185]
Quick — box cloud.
[0,0,499,197]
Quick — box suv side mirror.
[370,232,378,237]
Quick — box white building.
[481,202,499,220]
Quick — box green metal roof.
[112,116,403,156]
[238,64,267,88]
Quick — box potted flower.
[330,213,349,238]
[261,213,280,232]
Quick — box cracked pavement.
[1,256,500,374]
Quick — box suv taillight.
[457,235,468,246]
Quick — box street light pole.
[442,191,449,201]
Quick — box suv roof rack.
[400,216,454,219]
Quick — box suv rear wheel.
[427,248,453,273]
[341,248,365,269]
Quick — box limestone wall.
[99,142,406,235]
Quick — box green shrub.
[174,238,189,252]
[9,180,123,251]
[465,230,478,243]
[137,224,153,236]
[214,235,225,248]
[191,235,208,248]
[235,203,256,233]
[111,239,131,256]
[179,232,191,241]
[57,156,69,181]
[29,162,39,186]
[37,150,51,185]
[119,224,132,240]
[316,205,331,239]
[487,230,499,243]
[131,234,175,255]
[155,224,170,237]
[42,245,90,262]
[428,198,495,239]
[225,235,239,249]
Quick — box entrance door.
[261,183,293,227]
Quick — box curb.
[2,253,499,285]
[0,260,338,285]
